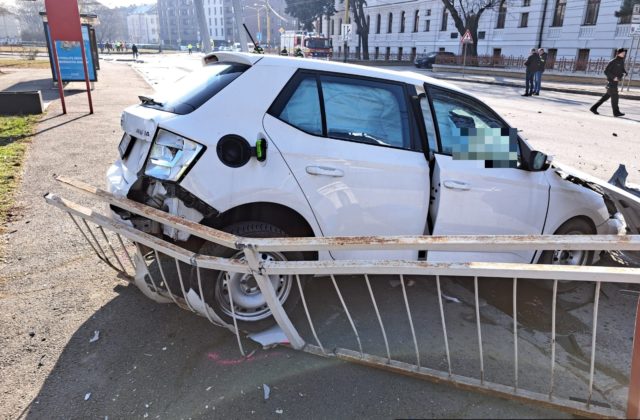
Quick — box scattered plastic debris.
[275,409,283,414]
[441,293,462,304]
[89,330,100,343]
[263,384,270,400]
[206,386,213,391]
[162,347,167,351]
[84,392,91,401]
[247,325,289,348]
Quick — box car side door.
[419,85,550,263]
[263,71,430,260]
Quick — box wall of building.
[327,0,635,60]
[127,11,160,44]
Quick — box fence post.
[628,296,640,419]
[243,245,306,349]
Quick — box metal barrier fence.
[45,176,640,418]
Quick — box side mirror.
[528,150,550,171]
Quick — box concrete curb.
[431,75,640,101]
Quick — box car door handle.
[443,180,471,191]
[306,166,344,177]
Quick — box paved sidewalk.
[427,70,640,100]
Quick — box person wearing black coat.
[590,48,628,117]
[522,48,540,97]
[533,48,547,95]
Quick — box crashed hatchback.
[107,52,636,329]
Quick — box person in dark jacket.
[533,48,547,95]
[131,44,138,60]
[590,48,628,117]
[522,48,540,97]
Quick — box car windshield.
[306,39,331,49]
[142,62,249,114]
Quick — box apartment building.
[127,5,160,44]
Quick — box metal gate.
[45,176,640,418]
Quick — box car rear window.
[142,62,249,115]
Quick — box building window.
[496,0,507,28]
[367,15,370,32]
[583,0,600,25]
[426,9,431,16]
[478,31,486,39]
[493,48,502,57]
[331,19,334,35]
[520,12,529,27]
[552,0,567,27]
[388,13,393,33]
[400,11,406,33]
[576,48,590,70]
[374,46,379,59]
[523,0,530,6]
[450,32,458,39]
[413,10,419,32]
[425,20,430,32]
[398,47,403,60]
[376,14,381,33]
[339,18,342,35]
[440,9,448,31]
[385,46,390,60]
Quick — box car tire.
[535,218,595,293]
[193,221,307,332]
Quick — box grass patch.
[0,115,38,226]
[0,58,51,69]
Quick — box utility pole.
[343,0,349,63]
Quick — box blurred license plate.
[118,134,136,159]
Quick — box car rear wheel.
[195,221,307,332]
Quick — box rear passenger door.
[263,71,429,260]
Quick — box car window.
[430,87,520,167]
[278,76,322,136]
[320,75,411,149]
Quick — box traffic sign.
[460,29,473,44]
[279,27,285,34]
[341,24,353,41]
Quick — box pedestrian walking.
[522,48,540,97]
[132,43,138,60]
[188,43,193,55]
[590,48,628,117]
[533,48,548,96]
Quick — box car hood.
[552,161,640,234]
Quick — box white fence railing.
[45,177,640,419]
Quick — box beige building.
[127,4,160,44]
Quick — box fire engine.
[279,31,332,59]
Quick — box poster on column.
[44,22,97,82]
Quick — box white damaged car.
[107,52,637,329]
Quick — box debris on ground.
[263,384,270,400]
[441,293,462,304]
[247,325,289,348]
[275,409,283,414]
[84,393,91,401]
[89,330,100,343]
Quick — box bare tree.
[351,0,369,60]
[439,0,501,57]
[16,0,45,41]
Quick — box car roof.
[207,52,468,95]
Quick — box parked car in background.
[415,51,455,68]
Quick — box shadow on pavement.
[2,79,86,102]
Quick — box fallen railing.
[45,176,640,418]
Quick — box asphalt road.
[2,54,638,419]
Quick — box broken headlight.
[144,129,204,182]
